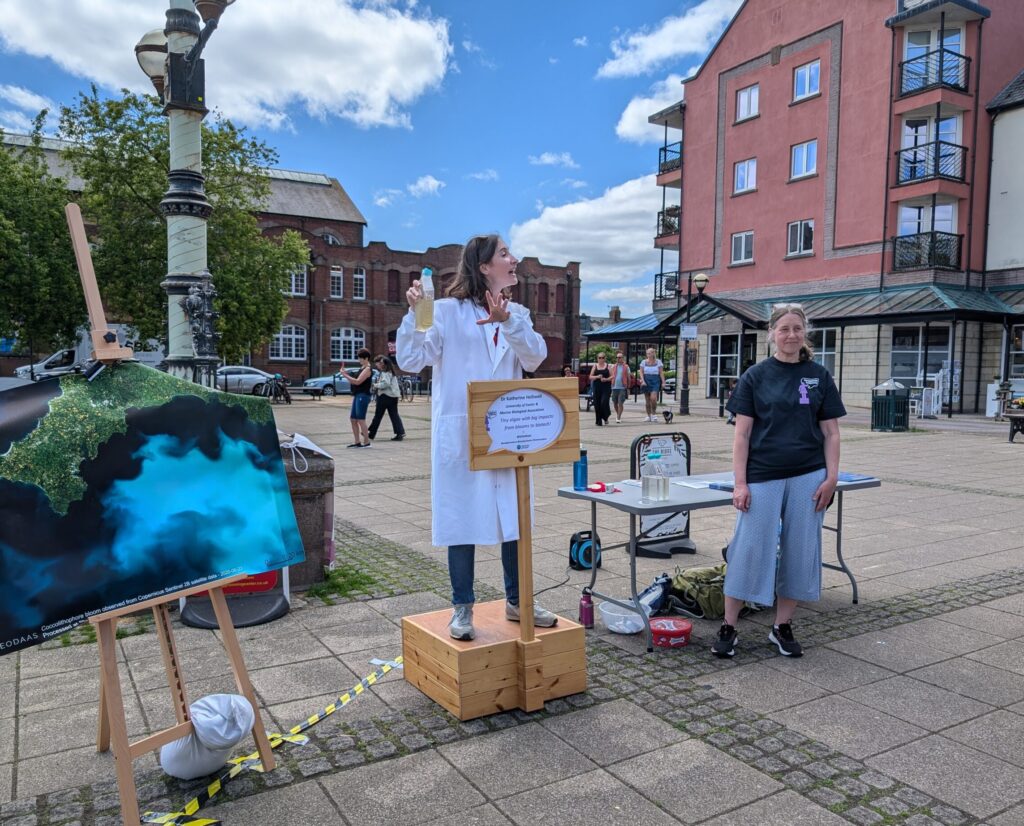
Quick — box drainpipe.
[963,18,984,289]
[981,112,997,292]
[973,321,983,414]
[879,26,897,292]
[838,325,846,396]
[947,316,956,418]
[958,319,967,413]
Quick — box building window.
[730,231,754,264]
[555,282,566,313]
[537,284,549,314]
[330,327,365,362]
[734,158,757,193]
[890,325,949,384]
[322,232,342,246]
[787,219,814,256]
[793,59,820,101]
[736,84,759,121]
[808,328,837,375]
[387,270,400,303]
[270,324,306,361]
[329,265,343,298]
[353,267,366,300]
[286,269,307,296]
[790,139,817,179]
[1011,325,1024,378]
[898,202,955,235]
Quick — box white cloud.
[510,174,663,285]
[528,151,579,169]
[561,178,587,189]
[573,35,588,47]
[592,285,651,303]
[597,0,741,78]
[0,85,55,113]
[616,74,684,144]
[407,174,445,197]
[590,283,655,318]
[0,109,35,133]
[548,57,558,65]
[0,0,453,130]
[462,39,481,53]
[373,188,404,207]
[468,168,498,181]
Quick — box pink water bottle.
[578,589,594,629]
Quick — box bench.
[292,387,324,400]
[1007,411,1024,443]
[579,392,593,412]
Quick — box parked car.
[14,349,80,380]
[302,373,351,396]
[663,377,677,394]
[216,366,275,394]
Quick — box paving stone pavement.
[1,396,1023,825]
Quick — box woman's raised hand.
[476,290,511,325]
[406,280,423,309]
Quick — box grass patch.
[305,563,381,604]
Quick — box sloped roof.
[584,309,677,340]
[988,67,1024,114]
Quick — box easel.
[403,378,587,718]
[64,204,275,824]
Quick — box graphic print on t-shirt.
[798,377,819,405]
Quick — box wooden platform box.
[402,600,587,721]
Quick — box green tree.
[0,120,86,356]
[58,87,309,362]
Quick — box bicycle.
[399,376,416,402]
[261,373,292,404]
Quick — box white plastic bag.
[159,694,255,780]
[598,600,648,634]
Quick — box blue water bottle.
[573,447,588,491]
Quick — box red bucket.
[650,617,692,648]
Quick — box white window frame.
[1010,324,1024,378]
[890,325,951,385]
[787,219,814,256]
[808,327,837,375]
[353,267,366,301]
[269,324,307,361]
[736,83,759,121]
[897,200,956,236]
[322,232,342,246]
[286,268,307,297]
[330,327,365,362]
[730,231,754,264]
[330,265,344,299]
[734,158,757,193]
[790,139,817,179]
[793,59,820,101]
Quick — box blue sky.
[0,0,741,317]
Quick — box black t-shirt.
[726,357,846,483]
[350,367,372,396]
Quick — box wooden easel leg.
[97,661,110,753]
[96,619,141,826]
[514,465,536,643]
[153,604,190,724]
[208,587,276,772]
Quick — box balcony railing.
[895,140,967,184]
[654,271,679,301]
[656,205,680,237]
[658,142,682,174]
[892,230,962,270]
[899,48,970,96]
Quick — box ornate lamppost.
[135,0,235,386]
[678,271,709,415]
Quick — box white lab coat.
[396,298,547,547]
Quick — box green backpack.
[669,563,727,619]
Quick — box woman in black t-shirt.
[713,304,846,660]
[339,348,374,448]
[589,354,612,426]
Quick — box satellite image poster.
[0,362,305,655]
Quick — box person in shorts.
[713,303,845,660]
[610,352,631,423]
[339,348,373,447]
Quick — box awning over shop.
[666,285,1024,329]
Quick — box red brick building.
[649,0,1024,411]
[253,169,581,384]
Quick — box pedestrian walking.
[589,353,612,426]
[397,234,559,641]
[637,348,665,422]
[713,303,846,659]
[610,351,631,423]
[368,355,406,442]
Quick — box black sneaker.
[769,623,803,657]
[712,623,738,658]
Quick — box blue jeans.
[448,541,519,606]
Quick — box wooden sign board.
[467,377,580,471]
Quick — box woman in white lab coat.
[396,234,558,641]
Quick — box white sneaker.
[615,416,621,424]
[449,604,474,640]
[505,601,558,628]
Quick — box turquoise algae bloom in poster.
[0,362,304,654]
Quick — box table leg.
[629,515,654,652]
[821,491,858,604]
[587,501,600,591]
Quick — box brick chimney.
[609,306,622,323]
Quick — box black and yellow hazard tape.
[141,655,403,826]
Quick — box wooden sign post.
[402,378,586,719]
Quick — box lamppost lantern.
[194,0,236,23]
[134,29,168,97]
[678,271,710,416]
[693,272,710,294]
